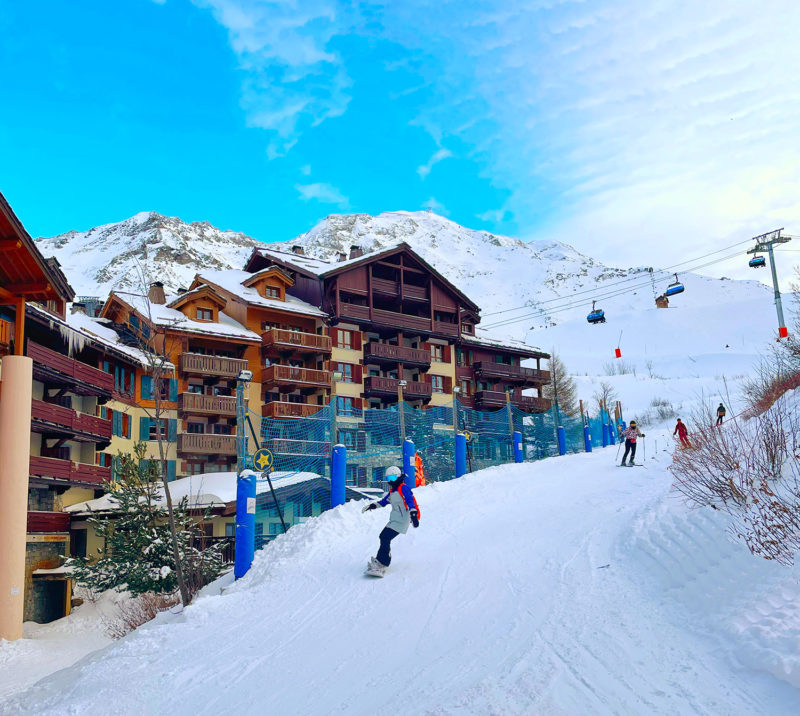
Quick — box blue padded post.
[234,470,257,580]
[583,424,592,452]
[513,430,523,463]
[403,438,415,490]
[331,444,346,508]
[557,426,567,455]
[455,433,467,478]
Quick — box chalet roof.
[255,242,481,313]
[0,191,75,303]
[167,284,228,311]
[111,291,261,342]
[461,328,549,359]
[195,269,326,317]
[241,264,294,288]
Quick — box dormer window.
[264,286,280,299]
[461,323,474,335]
[196,307,213,321]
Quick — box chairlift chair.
[749,255,766,268]
[587,300,606,324]
[665,273,685,297]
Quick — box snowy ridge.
[8,444,800,714]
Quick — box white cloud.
[422,197,448,216]
[300,164,312,176]
[417,148,453,180]
[295,182,350,208]
[477,208,508,223]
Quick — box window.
[337,429,355,448]
[372,467,384,485]
[225,523,236,537]
[456,348,470,367]
[431,375,444,393]
[337,329,352,349]
[129,314,140,330]
[336,396,354,416]
[430,344,443,362]
[196,307,213,321]
[187,461,205,475]
[461,323,474,335]
[262,321,279,331]
[346,465,359,486]
[268,523,283,536]
[188,383,203,394]
[213,424,232,435]
[255,522,265,548]
[264,286,280,299]
[336,363,353,383]
[187,423,204,434]
[459,379,471,396]
[149,419,168,440]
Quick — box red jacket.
[674,422,688,437]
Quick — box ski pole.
[643,438,646,462]
[615,440,622,461]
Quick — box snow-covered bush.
[603,360,636,376]
[102,592,180,639]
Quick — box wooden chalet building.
[244,242,551,416]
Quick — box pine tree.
[69,443,224,597]
[544,351,578,417]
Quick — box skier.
[716,403,726,426]
[362,466,420,577]
[673,418,691,448]
[620,421,644,466]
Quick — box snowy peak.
[36,212,262,297]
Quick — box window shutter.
[444,376,453,393]
[168,419,177,442]
[114,365,120,391]
[421,373,431,384]
[353,364,362,384]
[103,360,110,374]
[169,379,178,402]
[112,410,120,436]
[141,375,153,400]
[140,417,151,441]
[444,345,451,363]
[352,331,361,351]
[421,341,431,352]
[356,430,366,452]
[100,406,108,420]
[357,466,366,487]
[167,460,177,482]
[128,371,135,395]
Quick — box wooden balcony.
[473,391,552,413]
[263,364,331,391]
[177,433,237,455]
[31,399,112,442]
[364,342,431,368]
[29,455,111,487]
[433,320,458,337]
[180,353,248,379]
[28,511,70,533]
[515,395,552,413]
[403,283,428,301]
[373,308,432,332]
[28,341,113,398]
[340,303,371,321]
[262,328,331,355]
[364,376,432,400]
[473,362,550,385]
[0,318,11,353]
[262,401,325,419]
[371,277,399,296]
[179,392,237,416]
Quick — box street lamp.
[452,385,461,437]
[330,370,343,449]
[235,369,252,473]
[397,379,408,441]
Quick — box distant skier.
[673,418,691,448]
[716,403,726,426]
[362,466,420,577]
[620,421,644,466]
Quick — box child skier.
[620,421,644,466]
[673,418,691,448]
[361,466,420,577]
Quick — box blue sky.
[3,0,800,278]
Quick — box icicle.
[56,323,88,357]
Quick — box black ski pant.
[621,439,637,464]
[716,415,724,426]
[376,527,399,567]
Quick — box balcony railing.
[515,395,552,413]
[177,433,237,455]
[27,511,70,533]
[340,303,371,321]
[30,399,112,441]
[29,455,111,486]
[262,401,326,419]
[364,342,431,367]
[371,277,399,296]
[179,392,237,416]
[27,341,114,396]
[372,308,432,332]
[473,391,551,413]
[473,362,550,385]
[403,284,428,300]
[364,376,432,399]
[262,329,331,354]
[433,320,458,337]
[263,365,331,390]
[180,353,248,378]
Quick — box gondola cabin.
[587,301,606,324]
[749,256,766,268]
[665,273,684,297]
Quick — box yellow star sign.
[253,448,274,472]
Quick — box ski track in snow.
[5,434,800,715]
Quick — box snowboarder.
[620,421,644,466]
[362,466,420,577]
[673,418,691,448]
[716,403,726,426]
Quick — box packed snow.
[5,437,800,714]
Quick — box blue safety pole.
[557,426,566,455]
[513,430,523,463]
[455,433,467,478]
[331,443,346,508]
[234,469,257,580]
[583,424,592,452]
[403,438,415,490]
[601,409,609,447]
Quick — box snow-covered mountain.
[36,210,771,343]
[35,212,261,298]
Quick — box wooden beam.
[13,299,24,355]
[0,285,14,300]
[0,239,22,250]
[4,282,49,294]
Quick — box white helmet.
[385,466,402,480]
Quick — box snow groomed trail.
[9,437,800,715]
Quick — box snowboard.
[365,567,386,578]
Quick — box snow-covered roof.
[64,470,325,514]
[114,292,261,342]
[255,241,409,278]
[462,328,548,357]
[197,269,326,317]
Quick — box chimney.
[176,287,188,294]
[349,245,363,260]
[291,245,305,256]
[148,281,166,305]
[337,252,347,262]
[71,303,86,315]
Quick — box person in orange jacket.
[414,452,426,487]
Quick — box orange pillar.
[0,355,33,640]
[13,299,25,356]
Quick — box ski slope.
[8,437,800,715]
